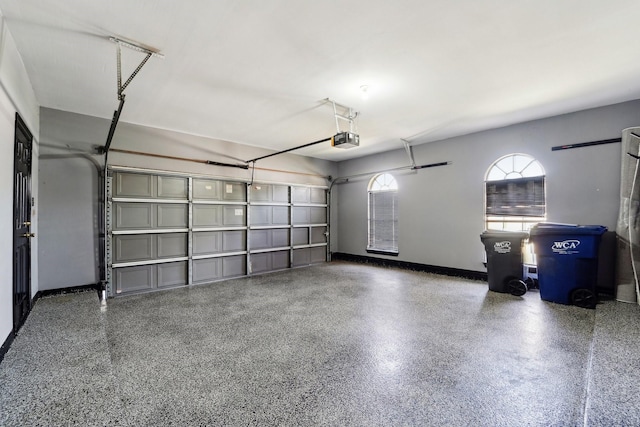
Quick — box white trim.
[192,226,248,232]
[249,202,291,206]
[249,247,291,254]
[192,200,247,205]
[192,251,247,260]
[112,228,188,235]
[293,243,328,249]
[112,197,188,204]
[112,257,188,268]
[291,203,328,207]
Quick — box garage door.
[107,169,327,296]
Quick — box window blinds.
[368,190,398,252]
[485,176,545,217]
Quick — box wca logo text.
[493,241,511,253]
[551,239,580,253]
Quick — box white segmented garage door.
[107,169,328,296]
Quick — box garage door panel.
[251,251,289,273]
[292,228,308,246]
[193,205,222,227]
[157,204,188,228]
[223,230,246,251]
[292,248,311,267]
[114,235,154,263]
[272,185,289,203]
[272,251,289,270]
[115,265,154,294]
[250,185,270,202]
[272,229,289,247]
[193,179,222,200]
[249,229,270,249]
[250,229,289,250]
[250,253,270,273]
[272,206,289,225]
[222,255,246,277]
[223,182,246,201]
[251,184,288,203]
[311,227,327,244]
[292,207,310,225]
[250,205,270,226]
[310,188,326,204]
[157,262,187,288]
[157,233,187,258]
[115,203,153,229]
[249,205,288,226]
[223,206,246,226]
[193,258,221,283]
[193,231,222,255]
[310,207,327,224]
[310,246,326,264]
[115,172,153,198]
[292,187,310,203]
[157,176,188,199]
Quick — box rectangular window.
[367,191,398,254]
[485,176,545,217]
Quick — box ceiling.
[1,0,640,162]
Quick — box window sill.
[366,249,399,256]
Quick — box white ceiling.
[1,0,640,162]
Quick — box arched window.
[368,173,398,254]
[485,153,546,231]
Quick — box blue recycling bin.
[529,223,607,308]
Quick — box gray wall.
[38,153,100,289]
[38,108,337,290]
[334,100,640,273]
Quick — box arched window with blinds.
[367,173,399,254]
[485,153,546,231]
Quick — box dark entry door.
[13,113,33,332]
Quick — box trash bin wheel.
[570,288,596,309]
[524,277,539,290]
[507,279,527,297]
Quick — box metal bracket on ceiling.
[110,37,164,101]
[401,138,416,169]
[325,98,359,134]
[103,38,164,155]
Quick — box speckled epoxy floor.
[1,261,639,426]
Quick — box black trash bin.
[480,230,529,296]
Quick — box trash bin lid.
[480,230,528,242]
[480,230,529,238]
[529,223,607,236]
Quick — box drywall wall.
[0,14,39,348]
[0,79,16,347]
[38,153,101,289]
[38,107,338,290]
[335,100,640,273]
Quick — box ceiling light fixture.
[360,85,370,100]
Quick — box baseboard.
[34,283,100,302]
[0,331,15,364]
[331,252,488,281]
